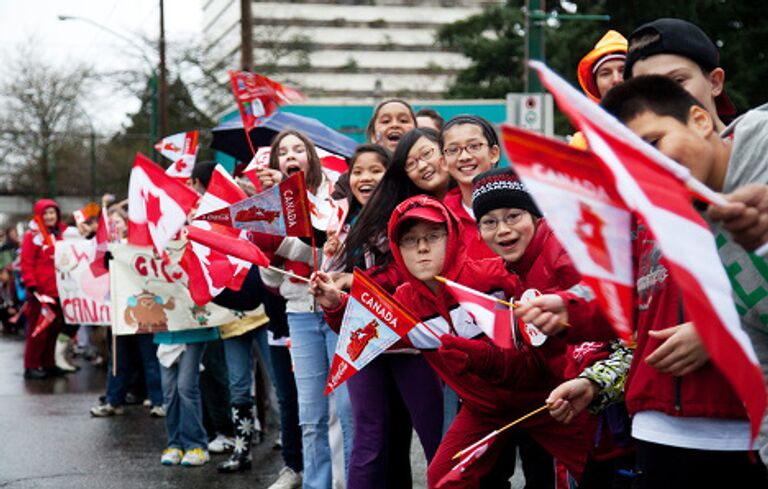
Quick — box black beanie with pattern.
[471,168,541,222]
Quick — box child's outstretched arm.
[547,340,633,423]
[516,284,617,343]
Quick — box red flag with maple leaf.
[155,130,199,179]
[127,152,199,253]
[229,71,305,132]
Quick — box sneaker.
[143,399,152,408]
[181,447,210,467]
[267,467,302,489]
[149,405,166,418]
[208,434,235,453]
[90,403,124,417]
[161,448,184,466]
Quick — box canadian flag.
[307,188,348,233]
[530,61,766,441]
[155,131,199,179]
[242,147,272,191]
[436,436,493,488]
[500,124,634,341]
[317,148,348,185]
[89,210,110,278]
[127,153,199,253]
[182,165,254,300]
[438,276,512,349]
[229,71,304,132]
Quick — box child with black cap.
[624,17,737,131]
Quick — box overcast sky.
[0,0,203,132]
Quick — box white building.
[201,0,501,106]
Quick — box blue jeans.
[222,329,262,405]
[106,334,163,406]
[161,342,207,451]
[269,344,303,472]
[287,312,353,489]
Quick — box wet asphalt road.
[0,333,285,489]
[0,332,522,489]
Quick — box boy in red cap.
[312,195,592,488]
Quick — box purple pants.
[346,353,444,489]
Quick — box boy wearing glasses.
[311,193,591,488]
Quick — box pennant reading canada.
[325,269,424,394]
[501,124,633,340]
[195,171,312,238]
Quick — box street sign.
[506,93,554,136]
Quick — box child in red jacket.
[312,194,592,488]
[20,199,68,379]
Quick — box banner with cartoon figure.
[110,242,257,335]
[55,239,111,326]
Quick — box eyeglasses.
[399,230,447,250]
[478,211,527,232]
[405,146,437,172]
[442,142,487,159]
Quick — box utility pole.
[240,0,254,71]
[159,0,168,138]
[524,2,610,93]
[525,0,545,93]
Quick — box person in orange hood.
[20,199,68,379]
[571,30,628,150]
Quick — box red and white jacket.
[20,199,68,298]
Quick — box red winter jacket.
[388,196,591,478]
[561,220,747,420]
[442,188,496,260]
[20,199,68,298]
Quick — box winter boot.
[55,335,78,372]
[217,403,254,473]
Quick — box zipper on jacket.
[674,293,684,412]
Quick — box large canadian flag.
[155,130,199,179]
[500,124,633,341]
[127,153,199,253]
[183,164,255,301]
[530,61,766,440]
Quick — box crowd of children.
[10,15,768,489]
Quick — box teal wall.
[215,101,508,171]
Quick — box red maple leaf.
[174,159,187,172]
[163,142,181,152]
[142,190,163,226]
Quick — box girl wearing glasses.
[440,115,502,260]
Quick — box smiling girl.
[365,99,417,153]
[440,115,502,259]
